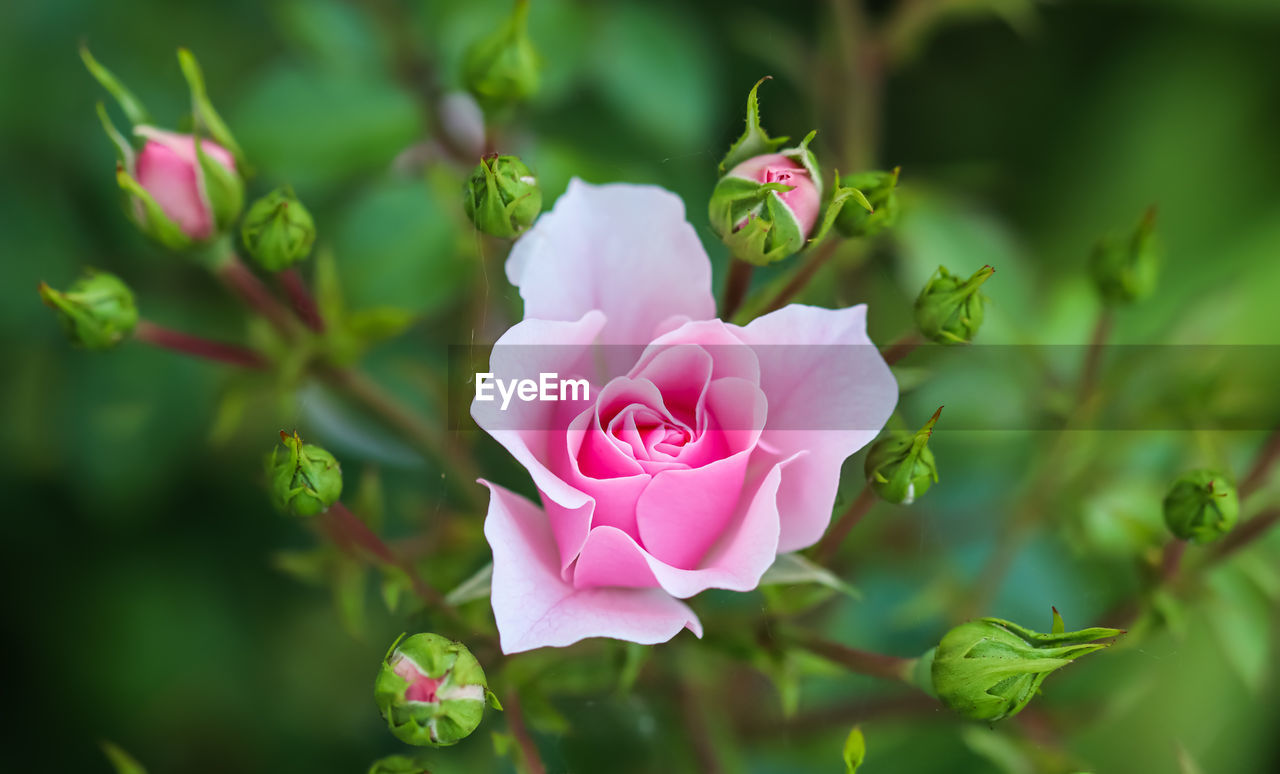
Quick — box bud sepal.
[268,431,343,517]
[374,633,500,747]
[914,264,995,345]
[462,0,540,111]
[833,168,900,238]
[38,269,138,350]
[463,154,542,239]
[931,611,1123,722]
[242,186,317,271]
[864,407,942,505]
[1162,469,1239,544]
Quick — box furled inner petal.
[393,656,442,704]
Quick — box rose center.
[393,656,445,704]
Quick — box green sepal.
[375,633,492,747]
[708,176,806,266]
[843,726,866,774]
[811,172,874,244]
[101,741,148,774]
[834,167,901,238]
[194,134,244,231]
[95,102,135,169]
[80,45,151,128]
[486,690,504,711]
[115,165,194,251]
[718,76,789,175]
[177,47,246,165]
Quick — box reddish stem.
[881,332,922,365]
[214,255,298,339]
[1240,426,1280,500]
[813,486,878,564]
[278,268,325,332]
[134,320,267,369]
[760,239,842,316]
[721,259,754,321]
[796,634,915,683]
[503,691,547,774]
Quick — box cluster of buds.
[38,269,138,350]
[914,264,995,345]
[374,633,500,747]
[1162,469,1239,544]
[932,610,1123,722]
[1090,207,1159,305]
[463,154,543,238]
[267,431,343,518]
[81,46,245,254]
[864,407,942,504]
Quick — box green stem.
[812,485,878,564]
[795,633,917,683]
[502,690,547,774]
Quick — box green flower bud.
[1090,207,1158,305]
[462,0,540,110]
[914,264,995,345]
[367,755,431,774]
[864,407,941,504]
[268,431,342,517]
[374,633,500,747]
[834,168,900,238]
[241,186,316,271]
[38,269,138,350]
[1162,469,1239,544]
[463,154,542,239]
[932,611,1123,722]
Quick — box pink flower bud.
[725,153,821,237]
[134,127,236,240]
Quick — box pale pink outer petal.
[132,127,236,241]
[506,179,716,348]
[483,481,702,654]
[734,303,898,552]
[470,311,608,570]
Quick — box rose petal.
[735,304,898,552]
[506,180,715,351]
[483,482,702,654]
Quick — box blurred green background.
[3,0,1279,771]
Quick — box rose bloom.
[473,181,897,654]
[133,126,236,240]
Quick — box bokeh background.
[3,0,1279,771]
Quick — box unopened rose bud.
[374,633,499,747]
[914,264,995,345]
[864,407,941,505]
[462,0,540,111]
[709,142,823,266]
[932,612,1122,722]
[38,269,138,350]
[834,168,900,238]
[83,47,245,252]
[463,154,542,238]
[1163,469,1238,544]
[268,431,342,517]
[241,187,316,271]
[1090,208,1158,305]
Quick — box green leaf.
[444,562,493,606]
[843,726,866,774]
[617,642,650,696]
[1206,564,1272,691]
[345,307,419,343]
[271,548,331,586]
[100,741,147,774]
[177,48,245,163]
[332,558,368,639]
[759,552,861,598]
[719,76,788,175]
[959,726,1034,774]
[80,46,151,127]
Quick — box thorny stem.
[812,486,878,564]
[134,319,267,369]
[279,268,325,333]
[502,691,547,774]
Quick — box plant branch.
[677,677,726,774]
[795,634,917,684]
[759,238,843,316]
[278,268,325,332]
[881,331,922,365]
[213,254,300,340]
[502,690,547,774]
[1240,425,1280,500]
[1207,507,1280,566]
[812,486,878,564]
[134,319,267,369]
[1076,308,1113,409]
[721,259,754,321]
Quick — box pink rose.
[133,126,237,240]
[725,152,821,236]
[473,180,897,654]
